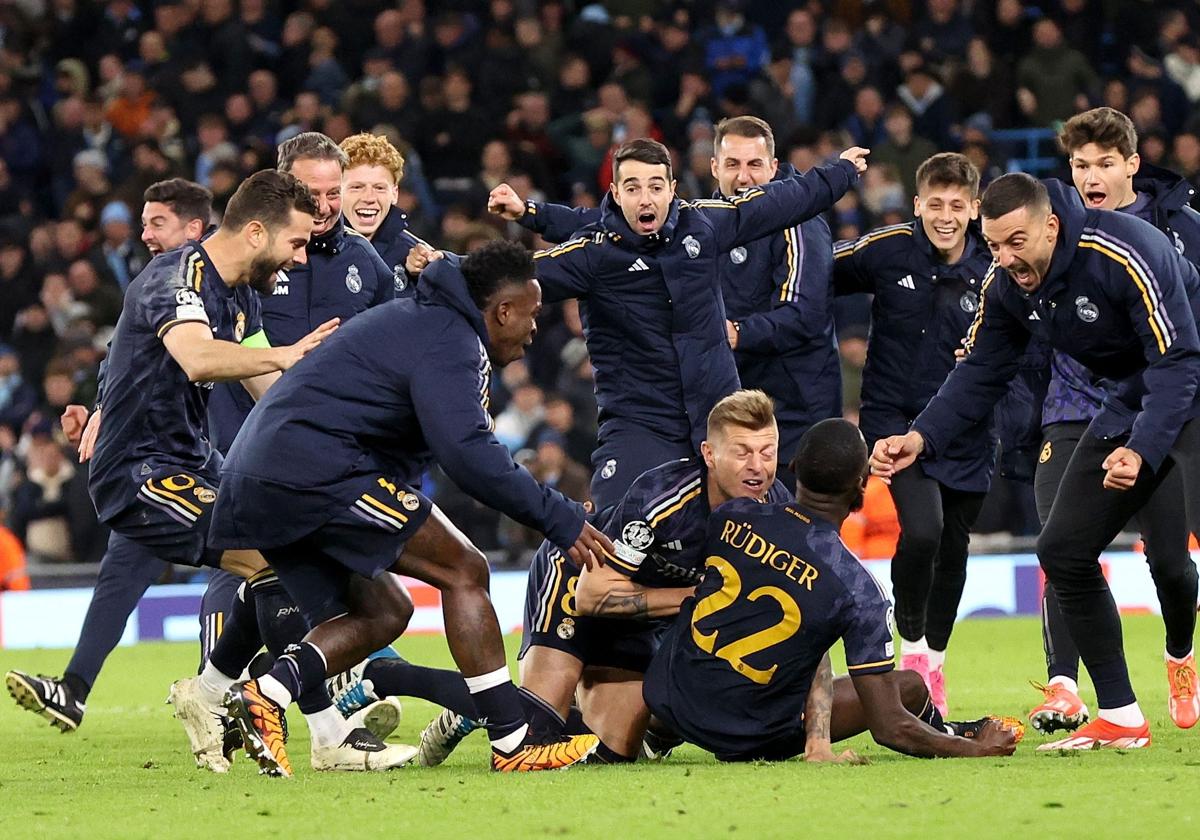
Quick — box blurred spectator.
[66,259,122,328]
[64,150,112,231]
[949,38,1015,134]
[91,201,149,290]
[700,0,769,100]
[843,86,887,151]
[779,8,818,127]
[0,238,37,340]
[1017,19,1097,127]
[909,0,973,65]
[0,517,29,590]
[0,344,37,436]
[11,305,58,394]
[9,420,74,563]
[493,381,545,453]
[840,475,900,560]
[106,65,156,141]
[871,105,936,203]
[897,61,951,148]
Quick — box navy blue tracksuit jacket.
[207,217,395,453]
[833,220,998,492]
[913,180,1200,473]
[211,255,587,553]
[354,205,432,297]
[530,158,858,463]
[521,163,840,465]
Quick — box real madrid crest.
[398,491,420,511]
[1174,230,1186,256]
[600,458,617,479]
[234,311,246,342]
[194,487,217,504]
[345,264,362,293]
[557,617,576,640]
[730,246,747,264]
[683,235,700,259]
[393,264,407,292]
[621,520,655,551]
[959,291,979,313]
[1075,295,1099,323]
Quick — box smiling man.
[871,172,1200,751]
[831,153,995,717]
[340,132,433,296]
[1026,107,1200,734]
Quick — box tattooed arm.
[803,654,836,761]
[576,561,694,620]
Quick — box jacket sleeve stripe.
[832,225,911,260]
[779,226,802,303]
[1078,235,1173,354]
[962,261,997,352]
[534,237,589,260]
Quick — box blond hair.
[340,132,405,183]
[707,389,777,439]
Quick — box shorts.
[106,467,222,568]
[262,477,432,627]
[713,727,807,763]
[518,540,667,673]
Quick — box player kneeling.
[643,419,1022,761]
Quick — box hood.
[1041,178,1087,289]
[1132,162,1197,213]
[597,192,680,254]
[415,254,489,345]
[307,216,347,255]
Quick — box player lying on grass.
[644,419,1023,761]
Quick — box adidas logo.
[627,258,649,272]
[897,275,916,289]
[1028,311,1041,321]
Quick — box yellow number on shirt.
[690,556,802,685]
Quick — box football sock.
[197,660,236,707]
[927,647,946,670]
[1048,675,1079,695]
[1167,649,1195,664]
[1098,701,1145,727]
[249,570,309,657]
[516,686,566,741]
[588,741,635,764]
[900,637,928,657]
[260,642,328,710]
[207,581,264,682]
[563,705,591,735]
[917,697,946,731]
[61,672,91,703]
[364,658,477,719]
[304,705,351,749]
[465,667,528,753]
[197,569,242,671]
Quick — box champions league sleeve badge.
[345,264,362,293]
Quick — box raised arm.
[489,182,601,245]
[703,149,867,253]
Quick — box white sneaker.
[346,697,403,741]
[167,677,230,773]
[310,727,418,771]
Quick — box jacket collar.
[307,216,346,256]
[598,192,681,254]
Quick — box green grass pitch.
[2,616,1199,839]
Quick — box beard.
[248,253,281,295]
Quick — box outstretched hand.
[868,431,925,484]
[567,521,614,572]
[839,146,870,175]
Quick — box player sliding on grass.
[644,419,1022,761]
[173,241,610,776]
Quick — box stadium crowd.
[1,0,1200,579]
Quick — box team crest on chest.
[729,246,747,264]
[600,458,617,479]
[1075,296,1099,323]
[234,311,246,342]
[345,264,362,293]
[959,291,979,313]
[683,235,701,259]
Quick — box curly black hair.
[460,240,536,309]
